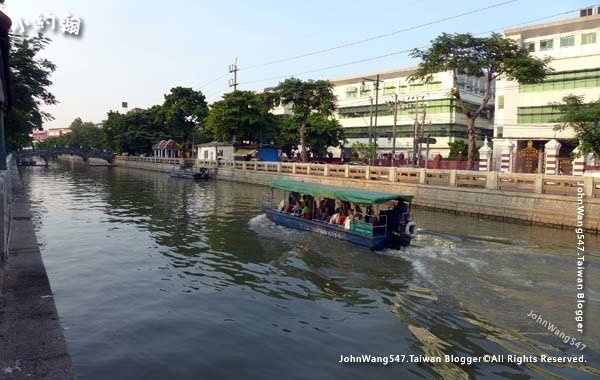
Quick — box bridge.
[15,147,116,164]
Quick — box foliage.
[275,114,345,158]
[351,142,377,162]
[158,87,208,150]
[446,140,478,160]
[554,95,600,157]
[409,32,550,169]
[5,34,57,148]
[103,106,169,154]
[275,78,337,162]
[205,90,277,143]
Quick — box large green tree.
[276,113,345,159]
[410,32,550,169]
[206,90,276,143]
[275,78,337,162]
[6,34,57,147]
[103,106,169,154]
[554,95,600,157]
[159,87,208,151]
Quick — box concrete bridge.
[15,147,116,164]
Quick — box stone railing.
[116,156,195,166]
[196,159,599,199]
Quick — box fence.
[187,159,599,199]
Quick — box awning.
[270,179,413,204]
[235,149,257,156]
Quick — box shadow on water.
[19,160,600,380]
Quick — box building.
[152,139,181,158]
[47,128,71,138]
[332,68,494,160]
[32,130,48,142]
[270,68,495,161]
[493,8,600,174]
[196,141,235,162]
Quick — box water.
[20,159,600,380]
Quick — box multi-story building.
[493,8,600,174]
[47,128,72,138]
[31,130,48,142]
[332,68,494,160]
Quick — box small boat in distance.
[169,168,209,180]
[18,158,37,166]
[262,179,417,250]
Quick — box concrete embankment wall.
[115,160,599,233]
[0,160,75,379]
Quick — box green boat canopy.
[270,179,413,204]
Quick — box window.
[383,82,397,95]
[560,35,575,48]
[520,68,600,92]
[427,82,442,91]
[346,86,357,98]
[203,150,208,159]
[582,32,597,45]
[517,105,562,124]
[409,83,424,93]
[496,126,503,138]
[497,95,504,109]
[399,85,407,94]
[359,86,371,97]
[540,39,554,50]
[523,42,535,52]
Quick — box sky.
[2,0,596,130]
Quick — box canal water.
[21,160,600,380]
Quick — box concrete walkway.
[0,168,74,379]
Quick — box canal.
[21,159,600,380]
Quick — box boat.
[169,168,209,180]
[262,179,417,250]
[18,158,37,166]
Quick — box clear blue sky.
[3,0,596,129]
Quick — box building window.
[399,85,407,94]
[346,86,357,98]
[523,42,535,52]
[204,150,208,159]
[383,82,397,95]
[496,126,503,138]
[540,39,554,50]
[582,32,597,45]
[517,105,563,124]
[359,86,371,97]
[409,83,424,93]
[560,35,575,48]
[520,67,600,92]
[497,95,504,109]
[427,82,442,91]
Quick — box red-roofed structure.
[152,139,181,158]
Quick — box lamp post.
[388,94,399,167]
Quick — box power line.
[239,0,520,71]
[237,6,583,88]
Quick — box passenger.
[329,210,340,224]
[285,196,295,213]
[321,205,332,221]
[338,209,347,225]
[300,202,313,219]
[292,201,302,216]
[344,210,354,230]
[278,199,285,212]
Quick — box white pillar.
[495,139,515,173]
[478,137,493,172]
[544,139,561,175]
[572,145,586,176]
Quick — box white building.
[196,141,235,163]
[332,68,495,160]
[493,8,600,174]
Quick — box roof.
[505,14,600,39]
[197,141,234,148]
[270,179,413,204]
[330,66,418,86]
[153,139,181,149]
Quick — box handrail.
[118,157,599,199]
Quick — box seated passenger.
[278,199,285,212]
[338,210,347,225]
[285,196,295,213]
[300,203,313,219]
[292,202,302,216]
[329,212,340,225]
[344,210,355,230]
[321,205,332,221]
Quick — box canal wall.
[115,158,600,233]
[0,158,75,379]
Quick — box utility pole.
[412,97,419,166]
[417,104,427,166]
[229,58,238,91]
[388,94,398,167]
[373,74,380,162]
[368,96,373,147]
[425,120,432,169]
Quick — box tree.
[275,78,337,162]
[409,32,550,169]
[274,113,345,159]
[5,34,57,148]
[158,87,208,151]
[351,142,377,163]
[447,140,478,160]
[554,95,600,157]
[205,90,276,143]
[102,106,169,154]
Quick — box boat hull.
[169,170,208,180]
[264,208,391,250]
